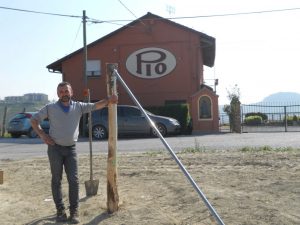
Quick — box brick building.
[5,93,48,103]
[47,12,219,133]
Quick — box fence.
[241,103,300,132]
[219,113,230,132]
[219,103,300,133]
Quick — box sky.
[1,0,300,105]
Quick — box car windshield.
[122,107,154,116]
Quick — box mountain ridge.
[260,92,300,103]
[219,92,300,115]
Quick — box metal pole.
[111,68,225,225]
[83,11,93,177]
[83,10,87,88]
[284,106,287,132]
[87,89,93,181]
[82,10,88,136]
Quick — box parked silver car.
[7,112,49,138]
[91,105,181,140]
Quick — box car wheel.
[151,123,167,137]
[28,128,38,138]
[92,125,107,140]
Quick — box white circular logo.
[126,47,176,79]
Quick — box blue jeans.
[48,144,79,213]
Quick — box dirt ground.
[0,148,299,225]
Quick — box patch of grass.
[240,145,296,152]
[0,132,11,138]
[3,133,11,138]
[179,147,206,154]
[179,138,207,154]
[143,150,164,157]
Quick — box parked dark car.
[90,105,181,139]
[7,112,49,138]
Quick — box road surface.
[1,132,300,160]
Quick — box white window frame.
[87,60,101,77]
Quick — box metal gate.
[241,104,300,132]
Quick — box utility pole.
[82,10,88,136]
[83,10,87,88]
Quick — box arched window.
[199,96,212,119]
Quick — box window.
[87,60,101,77]
[199,96,212,119]
[123,107,141,117]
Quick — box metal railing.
[219,103,300,133]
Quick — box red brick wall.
[60,17,218,132]
[62,19,204,105]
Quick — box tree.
[223,85,241,133]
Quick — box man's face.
[57,85,73,102]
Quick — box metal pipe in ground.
[84,89,99,196]
[112,68,225,225]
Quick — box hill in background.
[219,92,300,116]
[260,92,300,104]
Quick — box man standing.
[31,81,117,224]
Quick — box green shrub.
[285,115,299,125]
[245,112,268,121]
[244,115,262,125]
[145,104,191,134]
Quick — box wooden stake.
[106,63,119,213]
[1,106,7,137]
[0,170,3,184]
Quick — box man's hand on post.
[108,94,118,105]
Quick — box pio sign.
[126,47,176,79]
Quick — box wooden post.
[0,170,3,184]
[106,63,119,213]
[1,106,7,137]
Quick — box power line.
[0,5,127,26]
[0,6,81,18]
[69,21,82,52]
[119,0,146,26]
[117,0,146,27]
[118,0,138,19]
[166,7,300,20]
[1,5,300,24]
[88,18,132,27]
[90,7,300,23]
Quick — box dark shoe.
[69,211,80,224]
[56,208,68,222]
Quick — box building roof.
[47,12,215,73]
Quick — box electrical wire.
[117,0,146,27]
[0,6,81,18]
[166,7,300,20]
[118,0,138,19]
[69,21,82,52]
[88,18,132,27]
[90,7,300,23]
[1,5,300,23]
